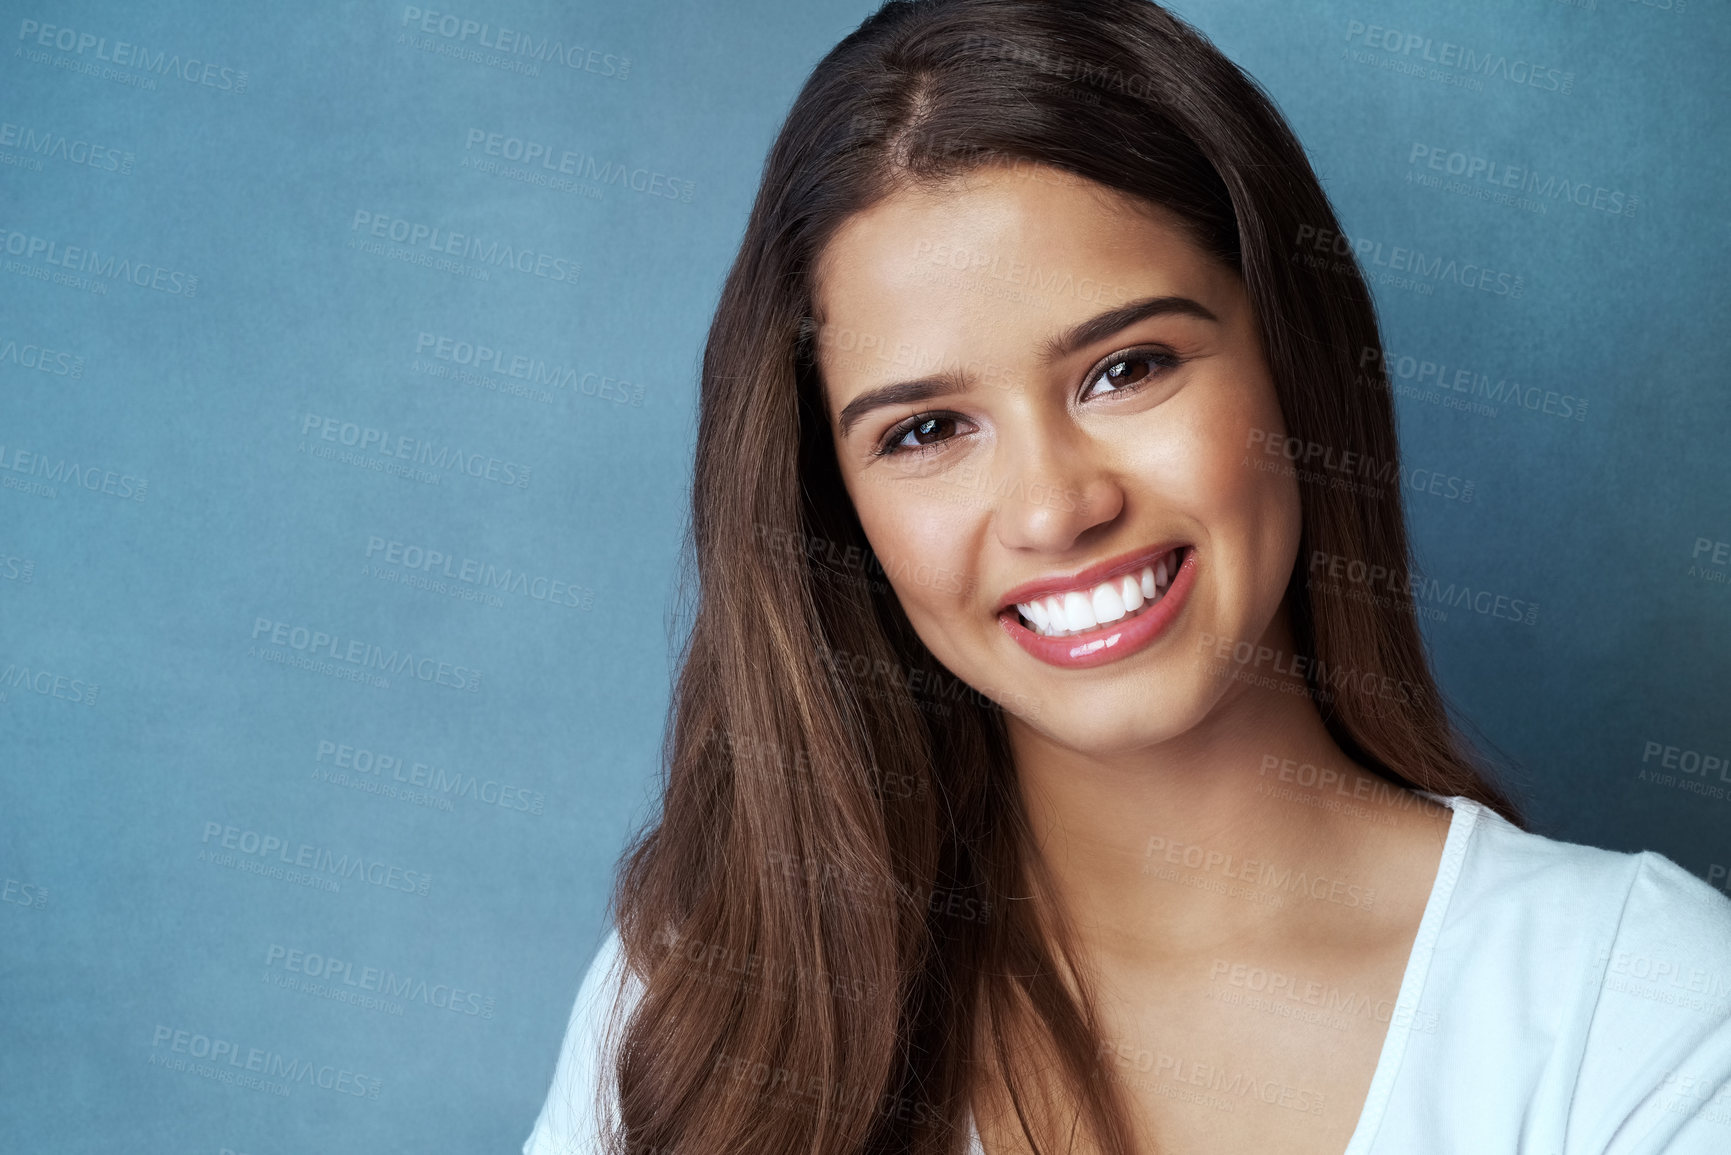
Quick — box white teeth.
[1044,594,1068,632]
[1120,574,1144,613]
[1092,581,1126,624]
[1014,550,1187,638]
[1062,590,1097,631]
[1021,597,1050,632]
[1018,598,1049,632]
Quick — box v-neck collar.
[1338,791,1479,1154]
[965,792,1482,1155]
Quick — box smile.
[996,545,1196,669]
[1011,547,1184,637]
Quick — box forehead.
[811,162,1220,375]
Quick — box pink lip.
[998,546,1197,669]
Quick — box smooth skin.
[810,161,1454,1155]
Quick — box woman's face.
[811,161,1301,755]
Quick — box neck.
[1002,622,1419,974]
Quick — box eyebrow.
[833,294,1219,439]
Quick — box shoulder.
[1415,795,1668,962]
[1409,796,1648,986]
[1439,797,1731,984]
[1608,849,1731,978]
[1449,796,1641,901]
[1568,850,1731,1153]
[1446,799,1731,962]
[1431,798,1731,1152]
[522,926,645,1155]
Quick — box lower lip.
[997,548,1198,670]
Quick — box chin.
[1011,684,1204,753]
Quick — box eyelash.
[870,346,1184,458]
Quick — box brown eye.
[908,416,954,444]
[1105,358,1153,387]
[1084,349,1181,400]
[878,412,965,457]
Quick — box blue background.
[1,0,1726,1151]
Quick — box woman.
[525,1,1731,1152]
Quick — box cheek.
[1162,369,1301,583]
[1125,371,1277,514]
[852,483,977,614]
[1199,421,1289,526]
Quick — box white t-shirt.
[523,793,1731,1154]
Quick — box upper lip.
[996,541,1189,613]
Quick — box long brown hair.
[603,1,1525,1152]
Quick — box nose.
[989,424,1124,554]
